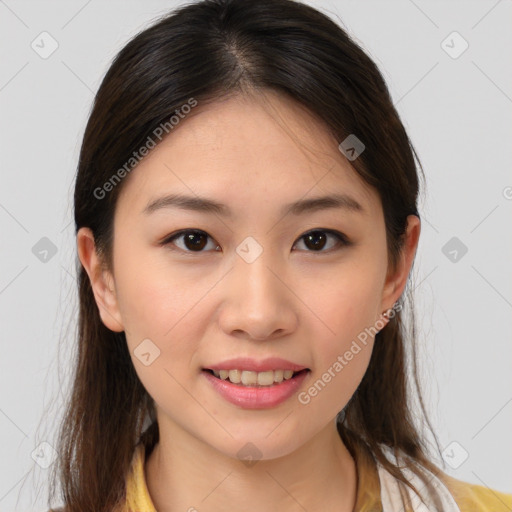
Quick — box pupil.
[185,232,207,251]
[305,231,326,251]
[182,231,328,252]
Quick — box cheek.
[301,262,382,406]
[296,344,372,427]
[113,250,202,341]
[299,290,377,418]
[113,255,218,392]
[311,265,383,349]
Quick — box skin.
[77,90,420,512]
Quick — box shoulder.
[440,472,512,512]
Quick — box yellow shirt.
[117,440,512,512]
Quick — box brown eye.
[183,231,208,250]
[304,231,327,250]
[162,228,350,255]
[163,230,219,253]
[293,229,350,253]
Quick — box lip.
[203,368,310,409]
[204,357,308,372]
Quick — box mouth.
[203,368,310,387]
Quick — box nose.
[218,250,298,341]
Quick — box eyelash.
[160,228,352,254]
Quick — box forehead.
[116,91,379,218]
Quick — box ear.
[379,215,421,320]
[76,227,124,332]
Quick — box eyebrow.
[142,192,365,217]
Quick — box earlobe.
[380,214,421,317]
[76,227,124,333]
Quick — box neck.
[145,418,357,512]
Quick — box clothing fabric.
[376,448,461,511]
[116,439,512,512]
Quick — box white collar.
[377,448,461,512]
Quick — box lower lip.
[202,370,309,409]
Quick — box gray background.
[1,0,511,510]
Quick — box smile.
[202,368,310,409]
[209,368,302,387]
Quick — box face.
[80,91,415,461]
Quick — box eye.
[161,228,351,254]
[161,229,220,253]
[292,229,350,253]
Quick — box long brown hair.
[48,0,446,509]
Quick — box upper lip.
[205,357,309,372]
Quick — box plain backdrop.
[0,0,511,510]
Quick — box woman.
[48,0,512,510]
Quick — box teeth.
[241,371,258,386]
[210,368,301,386]
[257,370,274,386]
[274,369,284,383]
[228,369,241,384]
